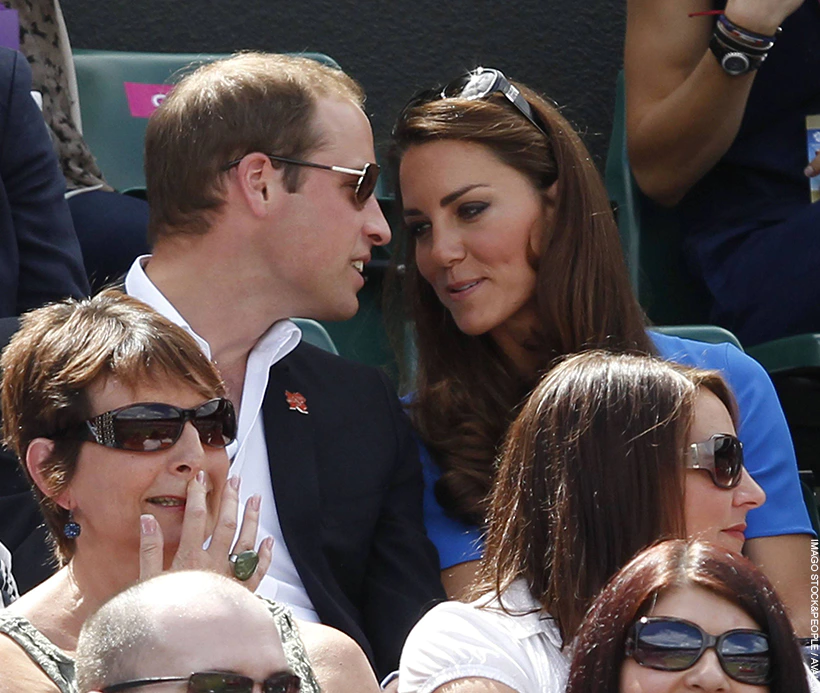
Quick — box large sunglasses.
[101,671,300,693]
[396,67,550,139]
[686,433,744,489]
[223,154,379,208]
[626,616,772,685]
[59,398,237,452]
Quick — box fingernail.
[264,536,274,551]
[229,475,240,490]
[250,494,261,511]
[196,470,206,485]
[805,165,815,177]
[141,515,156,535]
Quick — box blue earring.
[63,511,81,539]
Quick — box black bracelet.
[718,14,780,48]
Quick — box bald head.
[76,571,288,693]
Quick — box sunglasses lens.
[356,164,380,206]
[189,672,252,692]
[263,673,301,693]
[193,399,237,448]
[113,404,183,452]
[634,620,703,670]
[713,436,743,488]
[720,632,771,685]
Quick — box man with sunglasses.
[120,52,444,678]
[77,570,342,693]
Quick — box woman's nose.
[682,649,731,691]
[428,228,466,267]
[735,468,766,510]
[169,422,206,475]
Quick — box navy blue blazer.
[0,48,88,317]
[263,341,444,676]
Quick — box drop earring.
[63,511,81,539]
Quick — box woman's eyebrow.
[440,183,489,207]
[403,183,490,217]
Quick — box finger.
[232,493,262,554]
[244,535,273,592]
[139,514,164,580]
[209,474,241,558]
[176,471,209,562]
[804,150,820,177]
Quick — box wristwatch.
[709,34,765,76]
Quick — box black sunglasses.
[101,671,300,693]
[395,67,550,139]
[686,433,744,489]
[223,154,379,208]
[58,398,237,452]
[626,616,772,685]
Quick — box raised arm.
[624,0,802,206]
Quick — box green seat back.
[650,325,744,351]
[292,318,338,355]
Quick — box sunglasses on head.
[395,66,550,139]
[626,616,772,685]
[222,154,380,209]
[686,433,744,489]
[58,398,237,452]
[101,671,300,693]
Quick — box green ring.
[230,550,259,581]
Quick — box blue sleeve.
[652,332,813,538]
[414,431,485,569]
[0,48,88,317]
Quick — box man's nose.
[363,194,391,246]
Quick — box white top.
[398,579,569,693]
[125,256,320,622]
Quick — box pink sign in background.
[0,9,19,51]
[124,82,175,118]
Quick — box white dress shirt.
[125,256,320,621]
[398,579,569,693]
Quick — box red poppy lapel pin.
[285,390,309,415]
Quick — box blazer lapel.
[262,361,324,573]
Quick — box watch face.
[723,52,750,75]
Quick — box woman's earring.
[63,511,81,539]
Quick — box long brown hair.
[390,74,652,524]
[475,351,737,641]
[567,540,809,693]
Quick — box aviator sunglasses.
[101,671,300,693]
[395,66,550,139]
[58,398,237,452]
[223,154,380,208]
[686,433,744,489]
[626,616,772,685]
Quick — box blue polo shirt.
[417,332,813,569]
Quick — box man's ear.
[26,438,68,507]
[232,152,284,216]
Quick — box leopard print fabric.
[3,0,111,191]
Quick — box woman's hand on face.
[139,471,273,591]
[725,0,804,34]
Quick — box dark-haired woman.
[567,539,818,693]
[390,67,813,632]
[398,351,765,693]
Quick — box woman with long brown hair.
[390,67,812,628]
[398,351,765,693]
